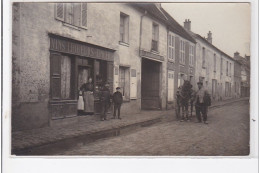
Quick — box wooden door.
[141,59,160,109]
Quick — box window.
[168,34,175,61]
[130,69,137,99]
[214,54,216,72]
[179,39,185,64]
[167,70,175,102]
[220,57,223,75]
[189,45,194,66]
[50,53,74,100]
[178,73,185,87]
[55,3,87,29]
[230,63,232,76]
[152,23,159,51]
[226,61,228,76]
[119,66,130,100]
[120,13,129,44]
[212,79,217,98]
[202,47,206,68]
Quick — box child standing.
[77,90,84,115]
[112,87,123,119]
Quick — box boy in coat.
[112,87,123,119]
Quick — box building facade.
[234,52,250,97]
[183,20,235,102]
[12,3,170,131]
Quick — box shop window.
[119,66,130,100]
[50,53,74,100]
[179,39,185,65]
[120,12,129,44]
[55,3,88,29]
[152,23,159,52]
[168,34,175,62]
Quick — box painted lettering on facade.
[50,36,114,61]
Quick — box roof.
[187,31,234,61]
[133,3,168,22]
[160,8,196,43]
[133,3,196,43]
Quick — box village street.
[57,100,249,156]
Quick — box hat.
[116,87,120,90]
[197,81,203,85]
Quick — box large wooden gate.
[141,58,160,110]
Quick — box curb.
[12,117,162,155]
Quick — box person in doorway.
[195,81,211,124]
[112,87,123,119]
[77,90,84,115]
[81,77,94,115]
[100,82,111,121]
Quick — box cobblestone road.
[58,100,249,156]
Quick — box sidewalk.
[11,97,249,154]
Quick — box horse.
[175,80,194,121]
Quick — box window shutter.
[81,3,87,28]
[107,61,114,93]
[50,53,61,99]
[167,71,174,102]
[55,3,64,21]
[130,69,137,99]
[73,3,81,27]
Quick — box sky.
[162,3,251,57]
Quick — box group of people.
[176,80,211,124]
[77,77,123,121]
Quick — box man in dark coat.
[100,83,111,121]
[112,87,123,119]
[195,81,211,124]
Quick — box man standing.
[195,81,210,124]
[112,87,123,119]
[100,82,111,121]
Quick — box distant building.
[183,20,235,101]
[234,52,250,97]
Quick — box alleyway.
[57,100,249,156]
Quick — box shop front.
[49,34,115,122]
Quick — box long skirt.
[83,91,94,113]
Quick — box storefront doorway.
[141,58,161,110]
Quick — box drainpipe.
[139,10,147,57]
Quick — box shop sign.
[50,36,114,61]
[140,50,164,61]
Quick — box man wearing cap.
[100,82,111,121]
[195,81,211,124]
[112,87,123,119]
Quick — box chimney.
[206,31,212,44]
[234,51,240,59]
[183,19,191,31]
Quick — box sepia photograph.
[9,1,253,157]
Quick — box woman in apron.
[81,77,94,115]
